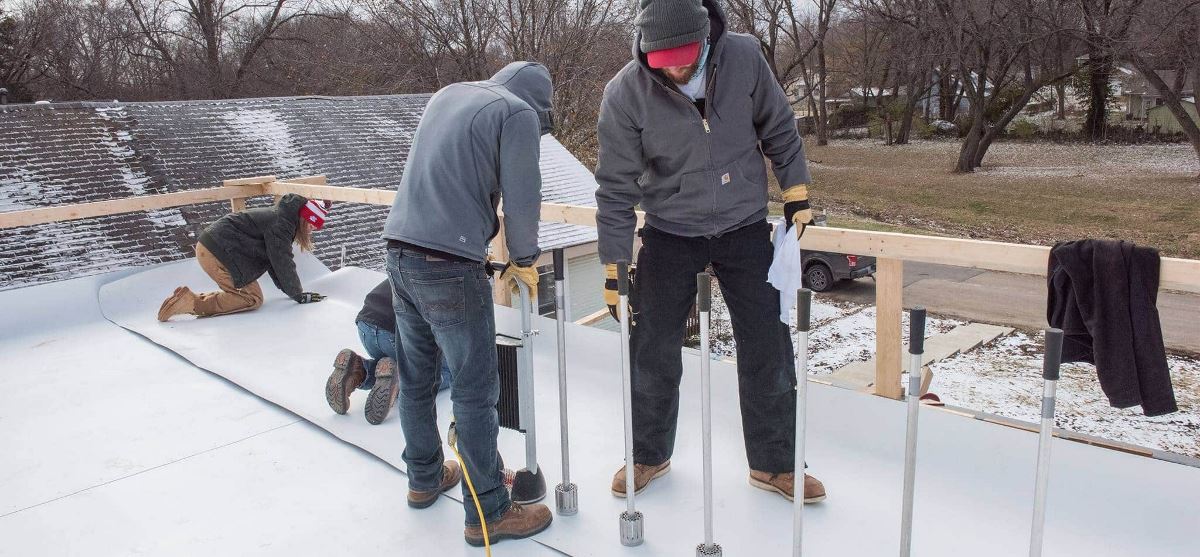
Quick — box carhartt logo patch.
[721,173,731,185]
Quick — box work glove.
[295,292,326,304]
[604,264,636,322]
[500,262,539,294]
[783,185,815,238]
[604,264,620,320]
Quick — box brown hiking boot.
[157,287,195,322]
[325,349,366,415]
[464,502,553,547]
[365,357,400,425]
[407,461,462,509]
[748,470,827,504]
[610,461,671,498]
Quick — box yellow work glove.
[500,262,539,295]
[783,185,814,238]
[604,264,620,320]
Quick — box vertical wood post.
[492,216,512,307]
[229,197,246,212]
[875,257,904,399]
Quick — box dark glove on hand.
[783,184,815,238]
[295,292,326,304]
[604,263,637,322]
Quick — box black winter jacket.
[1047,239,1177,416]
[356,280,395,333]
[198,193,307,299]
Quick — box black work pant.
[630,219,796,473]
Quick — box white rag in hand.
[768,223,803,325]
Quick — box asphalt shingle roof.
[0,95,598,290]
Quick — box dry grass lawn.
[778,139,1200,259]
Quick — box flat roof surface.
[2,259,1198,556]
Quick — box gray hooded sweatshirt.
[594,0,811,264]
[382,62,553,266]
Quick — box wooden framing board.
[0,184,266,229]
[263,181,393,206]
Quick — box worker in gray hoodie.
[595,0,826,504]
[381,61,554,546]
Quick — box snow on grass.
[931,332,1200,458]
[707,287,962,375]
[702,285,1199,458]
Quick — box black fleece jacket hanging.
[1047,239,1177,416]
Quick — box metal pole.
[695,273,722,557]
[552,250,578,516]
[493,262,546,505]
[617,261,644,546]
[899,307,927,557]
[793,288,812,557]
[516,281,539,475]
[1029,328,1064,557]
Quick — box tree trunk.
[1056,82,1066,119]
[956,102,986,172]
[816,39,829,146]
[938,69,952,120]
[1132,56,1200,174]
[1085,51,1112,140]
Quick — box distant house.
[1121,69,1195,121]
[0,95,610,321]
[1148,101,1199,134]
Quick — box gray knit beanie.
[635,0,710,54]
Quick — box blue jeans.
[386,245,509,526]
[356,321,452,391]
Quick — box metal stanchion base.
[619,511,644,546]
[696,543,723,556]
[511,467,546,504]
[555,483,578,516]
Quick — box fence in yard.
[2,174,1198,401]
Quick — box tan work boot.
[157,287,196,322]
[749,470,827,504]
[464,502,553,547]
[407,461,462,509]
[364,357,400,425]
[325,349,366,415]
[610,461,671,498]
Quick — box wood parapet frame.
[0,184,266,229]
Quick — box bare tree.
[933,0,1076,172]
[368,0,500,85]
[1127,0,1200,173]
[123,0,321,98]
[1,0,60,102]
[1076,0,1145,140]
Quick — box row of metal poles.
[532,254,1066,555]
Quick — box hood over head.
[490,62,555,135]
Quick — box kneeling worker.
[158,194,328,321]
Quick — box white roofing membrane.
[1,256,1197,556]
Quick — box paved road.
[824,261,1200,356]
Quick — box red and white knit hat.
[299,199,330,230]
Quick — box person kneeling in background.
[158,194,329,321]
[326,279,452,425]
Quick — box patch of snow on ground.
[703,286,1199,458]
[931,331,1200,458]
[707,288,962,375]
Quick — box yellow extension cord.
[448,419,492,556]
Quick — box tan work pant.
[193,243,264,317]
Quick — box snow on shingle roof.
[0,95,598,291]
